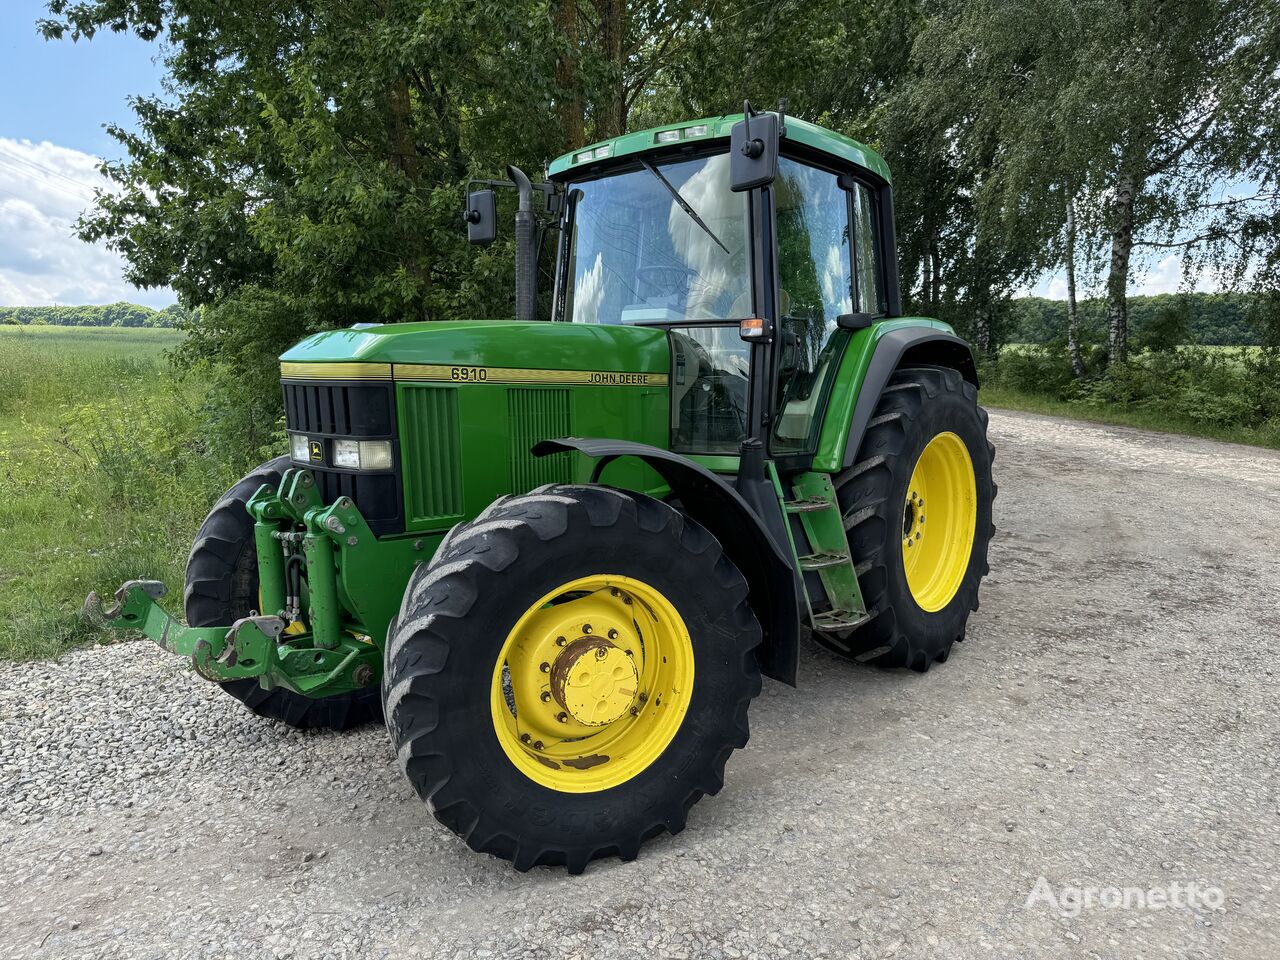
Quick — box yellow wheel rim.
[902,431,977,612]
[490,575,695,793]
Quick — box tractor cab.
[468,107,903,467]
[548,112,896,461]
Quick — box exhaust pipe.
[506,164,537,322]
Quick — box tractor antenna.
[777,98,788,136]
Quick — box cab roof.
[547,114,891,184]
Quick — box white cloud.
[0,138,173,308]
[1020,253,1233,300]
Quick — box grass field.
[0,325,241,660]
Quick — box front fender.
[841,325,978,469]
[533,438,801,686]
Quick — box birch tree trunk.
[929,240,941,306]
[1065,196,1085,378]
[921,244,933,310]
[974,300,993,356]
[1105,171,1137,366]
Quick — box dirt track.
[2,408,1278,959]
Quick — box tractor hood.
[279,320,671,381]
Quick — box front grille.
[399,385,464,523]
[283,382,393,437]
[508,388,573,490]
[281,379,404,535]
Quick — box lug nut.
[638,692,648,703]
[533,740,544,750]
[520,733,531,744]
[539,661,550,672]
[556,636,567,646]
[540,691,552,702]
[582,624,592,634]
[556,712,568,723]
[607,629,619,639]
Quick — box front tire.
[184,456,383,730]
[821,365,996,670]
[384,484,762,873]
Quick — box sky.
[0,1,1219,309]
[0,1,171,307]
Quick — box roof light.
[655,129,682,144]
[593,144,613,159]
[574,150,594,164]
[685,124,709,138]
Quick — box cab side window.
[851,181,885,315]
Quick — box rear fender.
[533,438,801,686]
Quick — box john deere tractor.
[87,104,995,873]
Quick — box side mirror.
[463,189,497,246]
[730,107,779,192]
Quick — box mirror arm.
[740,99,764,159]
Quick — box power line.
[0,143,105,195]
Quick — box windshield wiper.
[639,158,731,256]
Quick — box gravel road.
[3,409,1278,960]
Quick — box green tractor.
[87,104,995,873]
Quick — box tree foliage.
[0,302,188,327]
[36,0,1280,433]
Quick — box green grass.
[0,324,182,357]
[0,326,238,660]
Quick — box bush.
[983,342,1280,446]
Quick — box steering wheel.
[636,264,697,296]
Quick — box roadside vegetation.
[980,344,1280,450]
[983,291,1280,448]
[0,327,247,660]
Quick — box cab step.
[811,609,871,632]
[783,497,830,514]
[797,551,851,571]
[778,471,870,636]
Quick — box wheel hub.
[550,636,638,726]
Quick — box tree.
[40,0,572,439]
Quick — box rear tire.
[820,365,996,670]
[184,456,383,731]
[384,484,762,873]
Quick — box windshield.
[562,153,750,325]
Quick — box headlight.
[333,439,393,470]
[290,433,310,462]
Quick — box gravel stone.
[1,410,1278,958]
